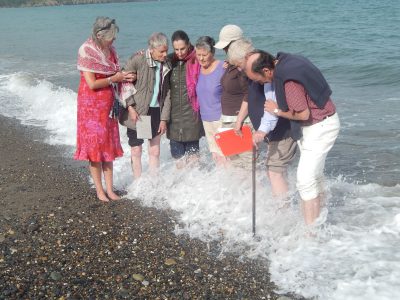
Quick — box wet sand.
[0,115,286,299]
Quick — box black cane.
[252,145,256,236]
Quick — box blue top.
[196,61,224,122]
[258,82,278,133]
[150,61,161,107]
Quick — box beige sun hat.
[214,24,244,49]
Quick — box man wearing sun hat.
[218,28,297,204]
[215,24,244,50]
[213,25,252,169]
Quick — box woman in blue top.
[195,36,225,165]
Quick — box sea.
[0,0,399,299]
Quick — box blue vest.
[274,52,332,140]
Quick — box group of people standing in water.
[74,16,340,225]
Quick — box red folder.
[214,125,253,156]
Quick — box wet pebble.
[118,288,130,298]
[165,258,177,266]
[132,274,144,282]
[142,280,149,286]
[50,271,62,281]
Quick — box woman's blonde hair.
[92,17,119,46]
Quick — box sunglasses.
[96,19,115,34]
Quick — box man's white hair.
[227,38,254,65]
[148,32,168,49]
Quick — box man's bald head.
[244,50,276,84]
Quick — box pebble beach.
[0,115,293,299]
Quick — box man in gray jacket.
[120,32,171,179]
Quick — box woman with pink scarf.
[167,30,204,168]
[75,17,135,202]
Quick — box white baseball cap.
[215,24,244,49]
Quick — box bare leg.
[102,161,120,200]
[302,197,321,225]
[212,152,227,167]
[131,145,143,179]
[175,153,200,169]
[175,157,187,169]
[89,161,109,202]
[148,135,161,176]
[267,170,289,199]
[317,176,326,208]
[186,153,200,167]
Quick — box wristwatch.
[273,108,280,115]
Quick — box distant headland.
[0,0,154,8]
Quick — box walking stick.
[252,145,256,236]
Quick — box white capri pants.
[296,113,340,201]
[203,120,223,156]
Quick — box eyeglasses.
[96,19,115,34]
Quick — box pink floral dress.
[74,66,123,162]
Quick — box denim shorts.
[169,139,200,159]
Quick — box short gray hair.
[148,32,168,49]
[195,36,216,54]
[227,38,254,65]
[92,17,119,45]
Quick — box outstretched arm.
[83,71,134,91]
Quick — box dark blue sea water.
[1,1,399,299]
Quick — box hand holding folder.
[214,125,253,156]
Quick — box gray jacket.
[119,49,171,130]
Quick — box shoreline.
[0,115,291,299]
[0,0,155,9]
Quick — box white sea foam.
[269,183,400,299]
[1,73,400,299]
[0,72,77,146]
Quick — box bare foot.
[97,193,110,202]
[175,158,186,169]
[107,191,121,201]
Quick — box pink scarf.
[77,38,136,107]
[179,46,200,113]
[77,38,120,74]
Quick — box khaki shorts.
[202,120,223,155]
[266,136,297,173]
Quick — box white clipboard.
[136,116,152,139]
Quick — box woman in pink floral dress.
[75,17,135,202]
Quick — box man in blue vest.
[244,50,340,225]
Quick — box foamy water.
[1,72,399,299]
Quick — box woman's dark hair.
[250,49,276,75]
[171,30,190,44]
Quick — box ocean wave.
[0,72,77,146]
